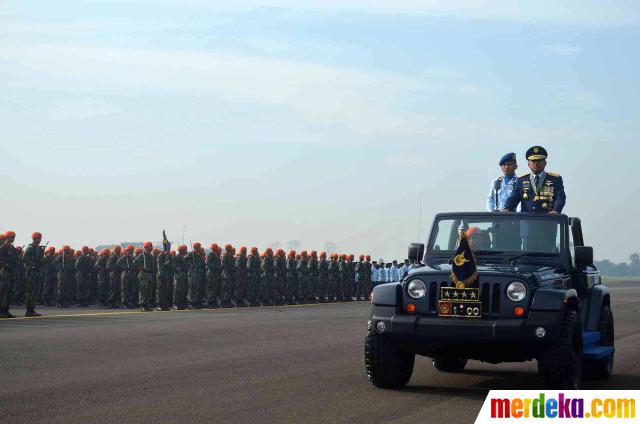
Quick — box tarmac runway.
[1,281,639,424]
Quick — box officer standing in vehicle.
[503,146,566,251]
[487,152,518,211]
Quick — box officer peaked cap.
[526,146,548,161]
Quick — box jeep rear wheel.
[584,305,614,380]
[432,357,467,373]
[537,309,583,389]
[365,321,415,389]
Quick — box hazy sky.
[1,1,639,262]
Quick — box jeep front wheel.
[537,309,583,389]
[365,320,415,389]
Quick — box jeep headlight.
[506,281,527,302]
[407,279,427,299]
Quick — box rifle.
[162,230,171,253]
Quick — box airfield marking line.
[3,302,358,321]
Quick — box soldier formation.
[0,232,377,318]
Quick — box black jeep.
[365,212,614,389]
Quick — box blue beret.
[499,152,517,165]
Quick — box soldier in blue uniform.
[486,152,518,211]
[503,146,566,251]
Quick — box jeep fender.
[371,282,401,306]
[585,285,610,331]
[530,287,578,311]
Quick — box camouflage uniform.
[246,248,261,306]
[95,251,110,306]
[134,248,156,311]
[75,252,91,306]
[307,252,319,303]
[88,252,99,304]
[285,253,298,304]
[0,237,16,318]
[235,249,249,307]
[220,247,236,308]
[106,249,122,307]
[327,255,339,301]
[274,251,286,305]
[345,256,355,301]
[317,253,328,302]
[205,247,221,308]
[23,242,45,316]
[260,251,275,306]
[297,252,310,304]
[363,257,372,300]
[156,251,173,310]
[42,249,57,306]
[13,249,25,306]
[117,251,136,307]
[54,250,75,307]
[172,250,189,309]
[187,247,205,309]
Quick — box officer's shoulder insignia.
[547,172,561,177]
[519,173,530,179]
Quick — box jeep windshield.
[426,214,564,265]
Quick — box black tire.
[432,357,468,373]
[365,320,415,389]
[584,305,614,380]
[537,309,583,389]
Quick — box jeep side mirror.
[575,246,593,269]
[408,243,425,263]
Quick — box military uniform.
[205,246,222,308]
[505,172,566,214]
[0,234,16,318]
[75,250,92,306]
[220,246,236,308]
[172,248,189,309]
[327,255,339,301]
[54,249,76,307]
[504,146,567,252]
[156,250,173,310]
[270,250,283,305]
[95,250,110,306]
[344,256,355,301]
[246,248,261,307]
[134,246,156,311]
[117,250,136,308]
[296,252,309,304]
[106,248,122,308]
[12,247,25,306]
[363,257,372,299]
[317,253,329,302]
[285,252,298,304]
[235,248,249,307]
[307,251,319,303]
[42,248,57,306]
[260,250,275,306]
[23,237,45,316]
[337,256,347,301]
[355,256,366,301]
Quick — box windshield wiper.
[509,252,559,265]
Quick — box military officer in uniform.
[503,146,566,251]
[487,152,518,211]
